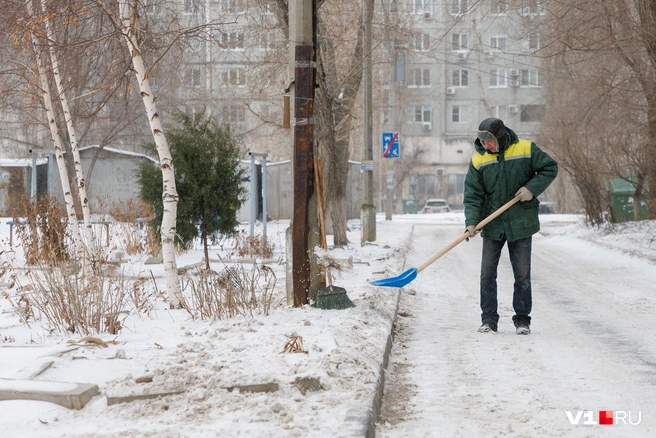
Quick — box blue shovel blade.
[369,268,418,288]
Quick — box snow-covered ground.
[0,212,655,437]
[377,214,656,438]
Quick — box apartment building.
[0,0,546,212]
[376,0,546,208]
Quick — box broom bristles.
[316,293,355,310]
[316,286,355,310]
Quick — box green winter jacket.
[464,127,558,241]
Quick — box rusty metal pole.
[292,45,315,307]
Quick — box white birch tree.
[94,0,183,307]
[41,0,98,264]
[26,0,86,263]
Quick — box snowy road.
[376,217,656,437]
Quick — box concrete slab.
[0,378,99,410]
[226,382,279,393]
[13,358,54,380]
[106,388,185,406]
[144,256,163,264]
[0,345,79,379]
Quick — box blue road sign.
[382,132,400,158]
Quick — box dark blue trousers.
[480,236,532,327]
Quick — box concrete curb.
[0,379,99,410]
[342,287,402,438]
[106,388,185,406]
[360,229,412,437]
[339,286,403,438]
[365,288,402,438]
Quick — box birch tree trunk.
[41,0,98,265]
[117,0,183,307]
[27,0,85,264]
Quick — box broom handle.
[314,156,333,287]
[416,195,522,273]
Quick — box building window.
[222,104,246,124]
[490,34,507,51]
[452,69,469,87]
[148,73,158,89]
[449,0,468,15]
[452,33,468,51]
[221,32,244,50]
[408,68,431,87]
[408,0,431,14]
[187,68,201,88]
[221,0,247,13]
[528,32,540,50]
[408,105,431,123]
[520,69,544,87]
[490,0,506,14]
[259,104,280,123]
[489,105,508,119]
[521,0,545,15]
[413,33,430,51]
[144,0,159,14]
[452,105,469,123]
[222,68,246,87]
[409,174,437,199]
[259,30,280,50]
[259,1,275,14]
[184,0,202,14]
[183,36,202,53]
[520,104,545,122]
[489,69,506,87]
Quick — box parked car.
[422,198,451,214]
[538,202,556,214]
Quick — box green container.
[607,178,649,223]
[402,199,421,214]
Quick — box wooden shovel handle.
[416,195,522,273]
[314,156,334,286]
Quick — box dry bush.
[104,199,161,256]
[8,194,72,265]
[1,334,16,343]
[231,230,275,259]
[109,198,152,223]
[180,263,277,320]
[1,257,156,335]
[145,227,162,256]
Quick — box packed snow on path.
[377,214,656,438]
[0,213,654,437]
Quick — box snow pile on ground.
[0,217,409,438]
[0,213,654,437]
[542,216,656,261]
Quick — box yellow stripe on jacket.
[472,138,532,169]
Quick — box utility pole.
[288,0,317,307]
[361,0,376,243]
[386,159,394,220]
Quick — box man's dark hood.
[474,118,518,154]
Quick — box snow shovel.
[369,195,522,288]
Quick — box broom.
[314,156,355,310]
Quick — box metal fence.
[238,160,364,222]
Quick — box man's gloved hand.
[465,225,479,241]
[515,186,534,202]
